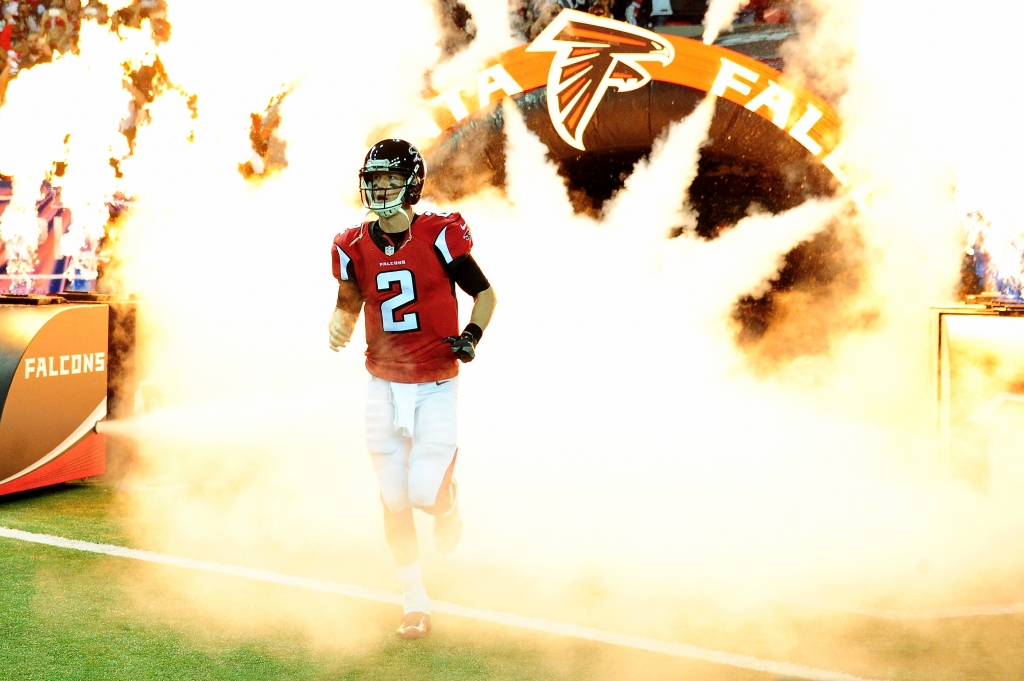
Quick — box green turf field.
[1,482,1023,681]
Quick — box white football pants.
[366,374,458,513]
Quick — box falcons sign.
[526,11,675,151]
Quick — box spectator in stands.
[513,0,629,41]
[589,0,611,17]
[0,12,13,51]
[19,2,41,34]
[43,4,73,54]
[0,47,10,104]
[82,0,108,24]
[20,30,51,66]
[1,2,24,55]
[526,0,561,39]
[621,0,650,26]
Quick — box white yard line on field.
[0,526,886,681]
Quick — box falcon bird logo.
[527,10,675,151]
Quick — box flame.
[0,20,154,291]
[961,209,1024,298]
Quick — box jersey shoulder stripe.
[332,223,369,281]
[419,212,472,266]
[434,226,455,264]
[334,243,353,280]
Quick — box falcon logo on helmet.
[527,10,675,151]
[359,139,426,218]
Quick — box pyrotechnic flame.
[959,191,1024,300]
[0,19,154,291]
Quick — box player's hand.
[443,332,476,363]
[329,308,355,351]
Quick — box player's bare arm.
[469,285,496,331]
[328,307,359,351]
[329,279,363,351]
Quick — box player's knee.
[407,466,444,510]
[407,487,435,510]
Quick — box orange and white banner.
[423,11,843,182]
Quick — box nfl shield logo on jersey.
[385,245,395,256]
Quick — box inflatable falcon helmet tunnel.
[423,10,844,215]
[0,295,135,496]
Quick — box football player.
[329,139,496,640]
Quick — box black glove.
[443,331,477,363]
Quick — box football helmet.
[359,139,425,218]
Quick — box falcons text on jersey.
[332,212,473,383]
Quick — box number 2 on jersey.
[377,270,420,332]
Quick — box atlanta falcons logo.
[527,10,675,151]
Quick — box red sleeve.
[431,212,473,267]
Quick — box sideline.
[0,525,882,681]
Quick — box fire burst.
[963,209,1024,300]
[0,13,150,293]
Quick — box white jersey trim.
[336,244,352,281]
[434,227,454,265]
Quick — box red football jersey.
[332,211,474,383]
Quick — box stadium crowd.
[509,0,790,40]
[511,0,639,39]
[0,0,167,104]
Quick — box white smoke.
[702,0,748,45]
[16,0,1023,644]
[601,94,715,240]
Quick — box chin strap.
[371,204,412,220]
[373,206,412,225]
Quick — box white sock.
[396,561,430,614]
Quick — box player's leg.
[380,500,417,565]
[428,452,461,555]
[427,450,458,515]
[366,376,413,522]
[366,376,430,636]
[407,379,462,553]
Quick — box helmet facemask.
[359,170,417,219]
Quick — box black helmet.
[359,139,425,217]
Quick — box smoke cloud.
[3,0,1021,667]
[702,0,749,45]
